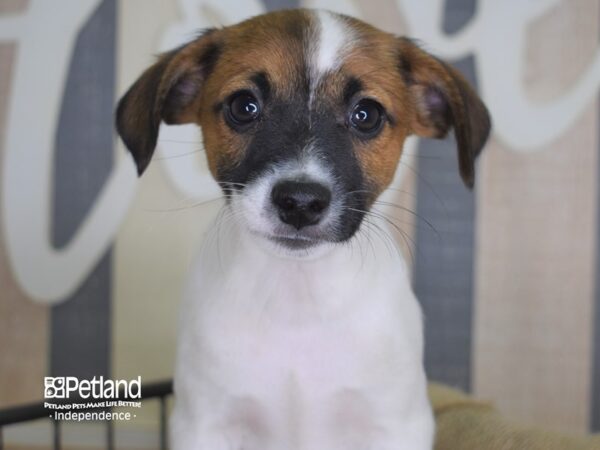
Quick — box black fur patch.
[217,74,368,242]
[342,77,363,105]
[251,72,271,102]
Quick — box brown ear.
[398,38,491,188]
[115,29,221,175]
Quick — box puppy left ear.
[398,38,491,188]
[116,29,221,175]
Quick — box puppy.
[116,9,490,450]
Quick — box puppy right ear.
[398,38,491,188]
[116,29,222,175]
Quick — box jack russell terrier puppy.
[116,9,490,450]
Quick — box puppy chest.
[199,308,415,393]
[194,316,423,449]
[192,262,422,391]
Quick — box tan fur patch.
[194,10,312,177]
[173,10,414,193]
[125,9,487,189]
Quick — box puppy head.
[116,9,490,255]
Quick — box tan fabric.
[430,383,600,450]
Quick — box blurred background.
[1,0,600,448]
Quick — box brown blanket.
[429,383,600,450]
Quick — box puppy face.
[116,9,490,254]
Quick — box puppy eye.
[350,99,384,135]
[226,91,261,126]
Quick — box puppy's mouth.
[268,233,322,250]
[229,172,368,252]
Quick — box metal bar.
[107,415,114,450]
[0,402,52,426]
[53,419,61,450]
[141,380,173,399]
[159,396,167,450]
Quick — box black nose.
[271,181,332,230]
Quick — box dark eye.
[350,99,384,135]
[227,91,261,125]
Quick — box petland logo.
[44,376,141,399]
[44,377,142,422]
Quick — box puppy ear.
[398,38,491,188]
[116,29,221,175]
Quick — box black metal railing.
[0,379,173,450]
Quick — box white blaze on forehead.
[310,10,356,80]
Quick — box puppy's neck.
[216,205,396,265]
[187,206,413,326]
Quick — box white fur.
[170,210,434,449]
[312,10,354,75]
[308,10,356,107]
